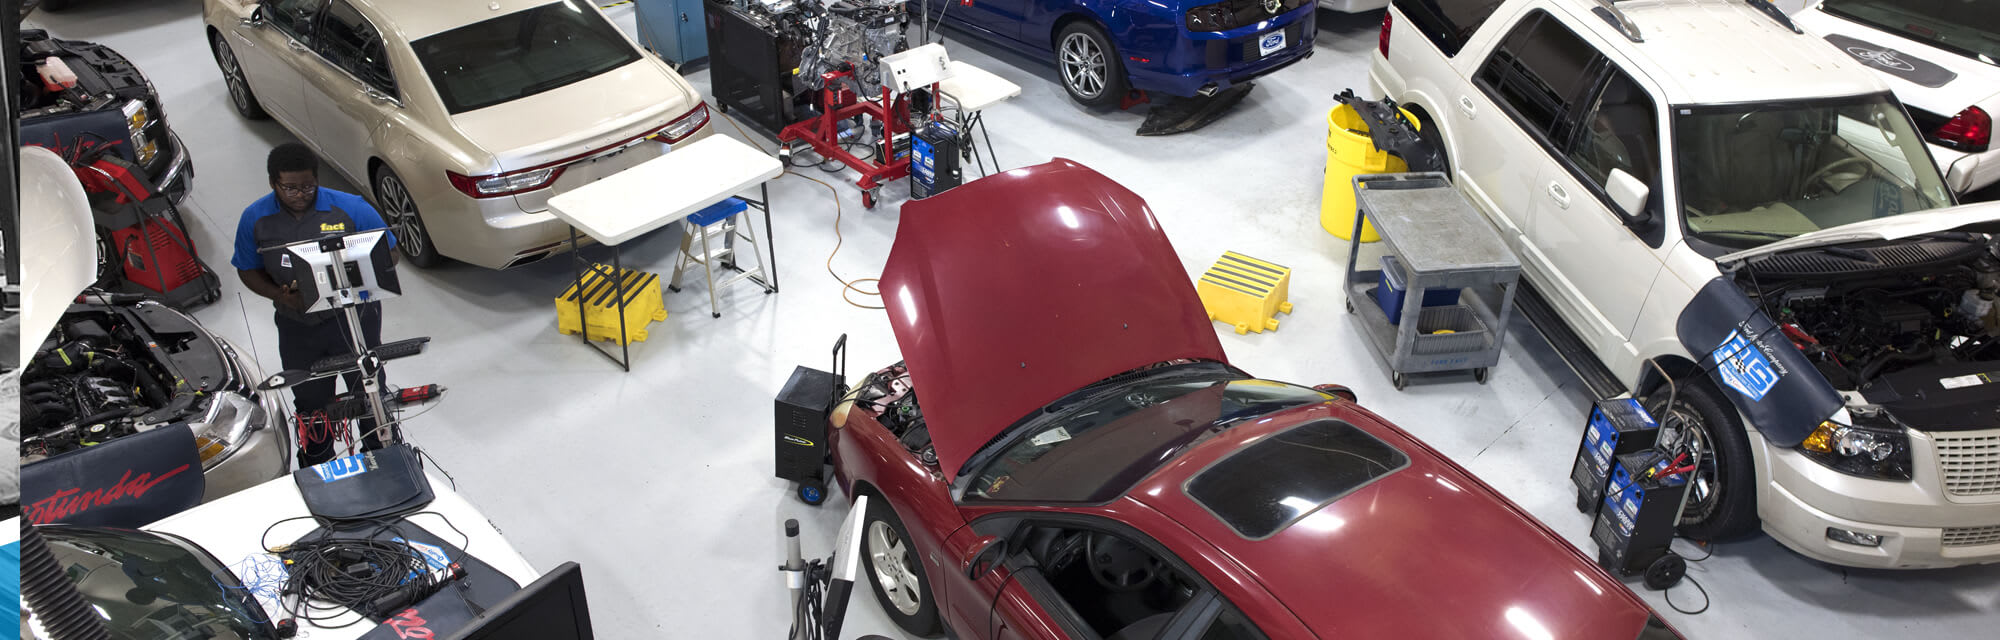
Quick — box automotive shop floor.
[27,2,2000,638]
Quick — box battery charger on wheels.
[776,334,848,505]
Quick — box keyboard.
[307,337,431,374]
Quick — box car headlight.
[121,99,158,165]
[189,392,266,469]
[1799,420,1912,481]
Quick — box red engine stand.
[777,68,917,210]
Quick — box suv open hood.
[17,146,95,367]
[879,159,1228,479]
[1716,201,2000,265]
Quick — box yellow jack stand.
[557,263,667,346]
[1198,252,1293,335]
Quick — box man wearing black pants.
[232,143,398,466]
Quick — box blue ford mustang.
[914,0,1318,106]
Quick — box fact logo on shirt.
[320,222,347,232]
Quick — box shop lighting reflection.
[1435,477,1462,492]
[1572,570,1603,596]
[1057,206,1081,229]
[1504,607,1554,640]
[898,287,919,325]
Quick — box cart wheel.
[1392,373,1408,391]
[1643,553,1687,590]
[717,102,730,114]
[862,189,878,210]
[1576,491,1595,514]
[1474,368,1490,384]
[777,146,791,165]
[798,483,826,506]
[1345,297,1355,314]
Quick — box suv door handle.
[1457,96,1476,118]
[1546,182,1571,209]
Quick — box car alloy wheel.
[211,36,267,120]
[1657,404,1720,522]
[866,520,922,616]
[1060,32,1108,100]
[372,166,441,267]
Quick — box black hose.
[1856,343,1933,383]
[18,524,114,639]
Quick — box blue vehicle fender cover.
[1675,277,1843,448]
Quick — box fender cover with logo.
[19,423,205,527]
[1676,277,1843,448]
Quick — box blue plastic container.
[1375,255,1461,324]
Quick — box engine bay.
[1742,234,2000,429]
[21,301,238,464]
[851,361,936,467]
[17,29,151,117]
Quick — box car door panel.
[992,573,1076,640]
[303,0,395,188]
[236,0,326,130]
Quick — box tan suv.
[202,0,714,269]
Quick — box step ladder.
[670,198,772,317]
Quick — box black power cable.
[260,513,472,632]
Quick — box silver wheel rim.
[377,174,429,259]
[1059,32,1107,100]
[217,40,251,113]
[1658,404,1720,523]
[867,520,922,616]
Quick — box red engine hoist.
[777,66,932,210]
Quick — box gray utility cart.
[1343,173,1521,390]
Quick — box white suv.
[1371,0,2000,569]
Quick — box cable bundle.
[789,559,832,640]
[263,516,466,631]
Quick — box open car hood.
[17,146,95,367]
[879,159,1228,479]
[1716,201,2000,265]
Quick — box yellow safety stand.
[556,263,667,346]
[1198,252,1294,335]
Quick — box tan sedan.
[202,0,714,269]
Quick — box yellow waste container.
[1321,104,1419,241]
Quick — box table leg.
[570,226,589,346]
[612,244,630,372]
[763,182,779,292]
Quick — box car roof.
[1541,0,1887,105]
[1126,401,1658,637]
[353,0,568,42]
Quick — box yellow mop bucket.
[1321,103,1418,241]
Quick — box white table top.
[546,134,783,246]
[938,60,1021,113]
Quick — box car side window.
[1565,67,1659,202]
[1475,10,1603,145]
[316,0,395,94]
[1393,0,1508,57]
[263,0,326,45]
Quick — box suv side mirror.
[1606,168,1651,226]
[1313,384,1358,403]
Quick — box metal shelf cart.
[1343,172,1522,389]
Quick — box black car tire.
[210,33,269,120]
[1055,22,1129,109]
[38,0,70,13]
[1648,377,1760,541]
[861,494,942,637]
[373,164,443,268]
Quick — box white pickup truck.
[1370,0,2000,569]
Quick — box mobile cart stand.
[777,68,918,210]
[1342,173,1522,389]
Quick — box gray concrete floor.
[25,1,2000,638]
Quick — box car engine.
[736,0,909,93]
[853,361,936,466]
[20,301,250,465]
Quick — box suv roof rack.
[1743,0,1804,34]
[1591,0,1643,43]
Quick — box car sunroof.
[1184,419,1409,539]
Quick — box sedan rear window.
[412,0,641,114]
[1185,420,1409,539]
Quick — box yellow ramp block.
[556,263,668,346]
[1197,251,1294,335]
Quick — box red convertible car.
[825,159,1684,639]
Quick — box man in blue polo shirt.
[232,143,399,466]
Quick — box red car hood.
[1131,402,1662,638]
[880,159,1228,479]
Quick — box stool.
[670,198,770,317]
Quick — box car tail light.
[1379,10,1392,57]
[448,166,564,199]
[657,102,710,143]
[1935,106,1991,152]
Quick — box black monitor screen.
[446,562,593,640]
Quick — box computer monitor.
[276,229,400,314]
[445,562,594,640]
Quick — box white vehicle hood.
[1717,201,2000,264]
[16,146,96,367]
[1795,5,2000,115]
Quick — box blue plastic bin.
[1375,255,1461,324]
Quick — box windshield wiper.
[1693,229,1797,241]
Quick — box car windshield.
[964,366,1331,504]
[38,527,275,639]
[411,0,642,114]
[1674,94,1952,249]
[1820,0,2000,67]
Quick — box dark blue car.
[916,0,1318,107]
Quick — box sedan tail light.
[657,102,710,143]
[1934,106,1991,152]
[448,166,564,199]
[1379,10,1392,57]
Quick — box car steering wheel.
[1087,533,1164,592]
[1042,530,1088,573]
[1804,156,1874,197]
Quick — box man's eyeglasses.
[275,183,317,197]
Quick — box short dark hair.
[267,143,318,183]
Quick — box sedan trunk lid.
[446,58,695,174]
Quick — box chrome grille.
[1942,525,2000,548]
[1936,434,2000,497]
